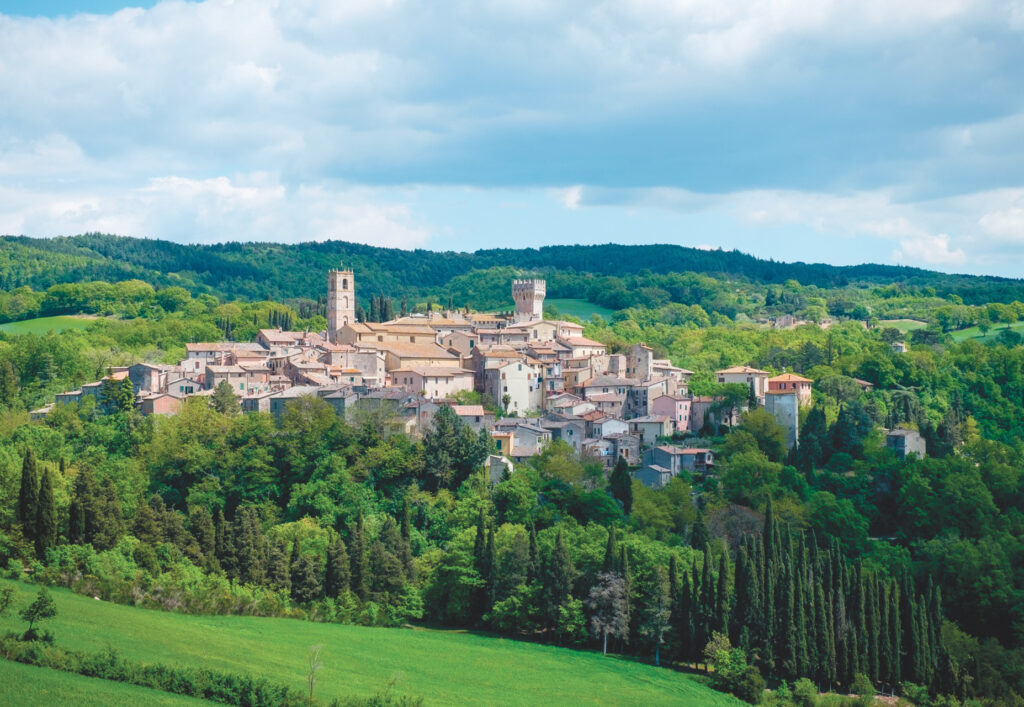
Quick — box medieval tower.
[328,266,355,343]
[512,278,545,322]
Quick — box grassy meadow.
[949,320,1024,343]
[878,319,928,333]
[0,582,739,706]
[546,298,617,321]
[0,315,95,335]
[0,659,211,706]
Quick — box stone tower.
[512,278,545,322]
[328,266,355,343]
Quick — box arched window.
[342,278,348,290]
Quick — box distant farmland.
[546,298,616,321]
[0,315,95,335]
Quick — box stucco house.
[651,394,692,434]
[768,372,813,407]
[716,365,770,404]
[628,415,673,446]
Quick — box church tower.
[328,266,355,343]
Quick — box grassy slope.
[878,319,928,333]
[546,299,617,320]
[949,320,1024,343]
[0,660,211,706]
[0,315,94,334]
[0,582,738,706]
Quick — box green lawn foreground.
[0,582,739,706]
[0,659,213,706]
[0,315,95,335]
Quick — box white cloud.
[0,174,431,248]
[557,185,584,210]
[893,234,967,266]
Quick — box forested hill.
[2,233,1023,305]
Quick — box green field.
[950,321,1024,343]
[547,299,617,321]
[0,315,95,335]
[0,660,210,706]
[878,319,928,333]
[0,582,737,706]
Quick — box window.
[496,440,502,450]
[342,278,348,290]
[410,336,415,343]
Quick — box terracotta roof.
[559,336,605,347]
[717,365,769,375]
[450,405,486,416]
[391,367,472,377]
[769,373,813,383]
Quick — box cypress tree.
[96,477,124,550]
[793,537,809,678]
[68,477,87,546]
[716,552,730,635]
[887,581,901,689]
[543,531,575,641]
[603,526,618,573]
[350,511,368,601]
[399,502,415,579]
[527,523,539,582]
[609,457,633,514]
[189,507,217,571]
[900,572,918,683]
[762,500,777,672]
[133,499,163,546]
[668,555,681,658]
[485,525,497,610]
[690,510,709,550]
[267,537,291,593]
[35,468,57,558]
[325,533,351,598]
[18,447,39,536]
[678,572,693,663]
[291,552,323,604]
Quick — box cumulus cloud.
[0,174,431,248]
[0,1,1022,273]
[893,234,967,266]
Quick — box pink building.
[651,394,691,434]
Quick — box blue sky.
[1,1,1023,276]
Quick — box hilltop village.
[32,266,919,488]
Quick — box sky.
[0,1,1023,276]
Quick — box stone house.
[483,358,543,414]
[391,367,474,400]
[539,414,586,452]
[450,404,495,433]
[138,393,182,416]
[628,415,673,446]
[885,428,926,460]
[557,336,607,359]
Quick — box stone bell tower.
[328,266,355,343]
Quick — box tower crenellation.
[512,278,545,322]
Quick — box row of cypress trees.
[669,499,954,695]
[17,448,58,559]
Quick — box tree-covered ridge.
[3,234,1024,312]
